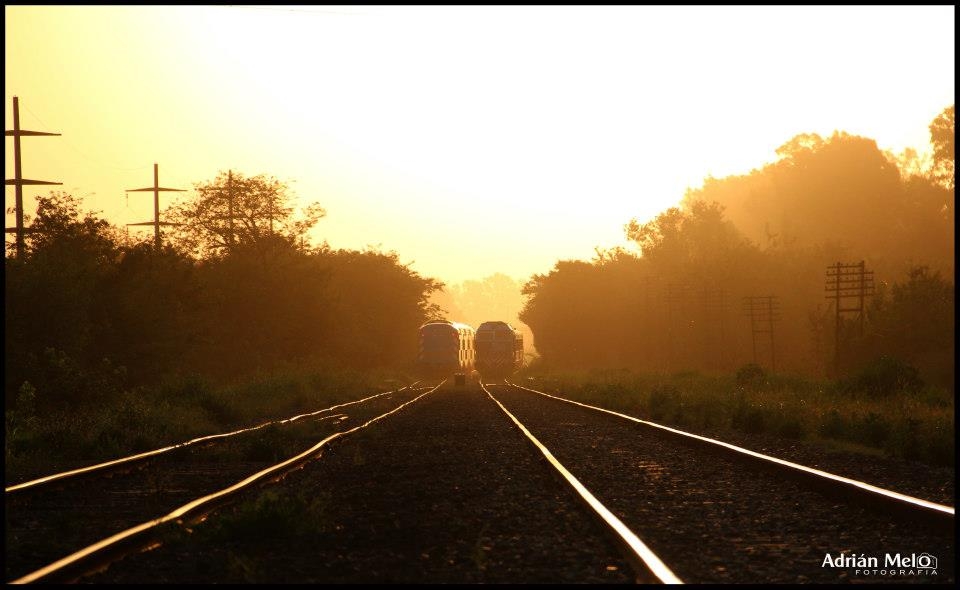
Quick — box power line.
[18,101,153,173]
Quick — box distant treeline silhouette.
[521,106,955,390]
[5,172,442,410]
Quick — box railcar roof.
[420,320,475,332]
[477,320,516,330]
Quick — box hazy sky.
[5,6,955,284]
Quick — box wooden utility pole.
[825,261,875,372]
[208,169,245,248]
[126,163,184,249]
[742,295,780,371]
[227,170,235,245]
[5,96,61,259]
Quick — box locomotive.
[474,321,524,379]
[416,320,475,378]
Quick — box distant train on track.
[416,320,476,377]
[416,320,523,380]
[474,321,524,379]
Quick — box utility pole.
[227,170,235,246]
[5,96,61,259]
[126,163,184,249]
[209,169,245,249]
[825,261,875,373]
[742,295,781,371]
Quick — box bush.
[736,363,766,389]
[817,409,847,439]
[844,356,924,397]
[647,384,681,421]
[773,413,807,439]
[732,406,767,434]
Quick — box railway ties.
[10,379,951,583]
[487,382,955,584]
[481,382,682,584]
[5,383,437,584]
[79,382,644,584]
[6,383,430,496]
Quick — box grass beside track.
[515,368,955,468]
[5,367,414,485]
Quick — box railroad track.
[503,381,955,531]
[484,381,954,583]
[6,382,440,584]
[480,382,681,583]
[6,383,425,495]
[81,382,644,584]
[7,379,954,583]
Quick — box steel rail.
[10,380,445,585]
[481,383,683,585]
[504,380,954,531]
[6,382,424,494]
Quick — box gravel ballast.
[489,384,954,584]
[83,383,636,583]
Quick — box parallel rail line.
[10,381,444,584]
[481,382,683,584]
[6,383,423,495]
[504,380,954,533]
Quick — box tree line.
[520,105,955,390]
[5,172,442,411]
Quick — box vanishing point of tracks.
[5,379,955,584]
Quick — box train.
[474,321,524,379]
[415,319,523,380]
[416,320,476,377]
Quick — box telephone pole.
[226,170,235,246]
[5,96,61,259]
[825,261,875,372]
[126,163,184,249]
[211,169,247,248]
[742,295,780,371]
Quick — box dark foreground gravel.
[514,382,955,507]
[83,384,635,584]
[5,387,426,583]
[489,384,955,584]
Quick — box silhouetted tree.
[929,105,955,190]
[95,242,202,382]
[169,171,326,259]
[682,131,953,279]
[5,188,445,406]
[5,192,123,407]
[318,247,444,370]
[523,125,958,384]
[855,266,955,390]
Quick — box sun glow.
[6,5,955,283]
